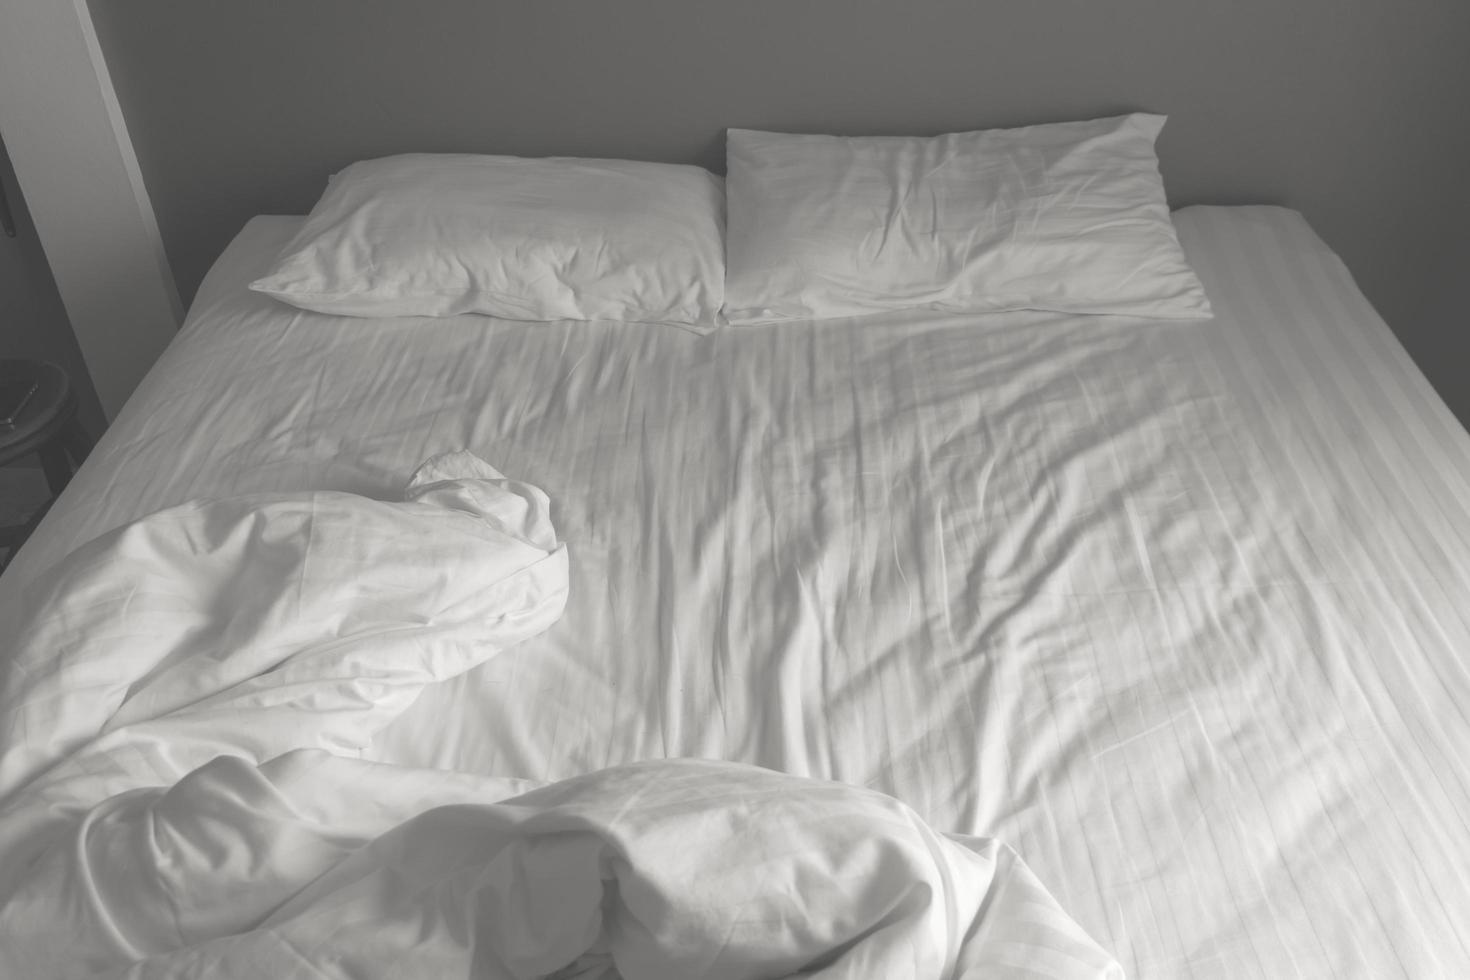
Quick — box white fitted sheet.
[6,206,1470,978]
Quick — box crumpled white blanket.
[0,453,1121,979]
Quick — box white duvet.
[0,453,1117,979]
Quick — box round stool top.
[0,360,76,465]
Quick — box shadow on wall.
[0,134,105,438]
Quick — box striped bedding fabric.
[4,205,1470,977]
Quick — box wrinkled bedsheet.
[0,453,1116,979]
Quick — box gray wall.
[0,136,104,437]
[87,0,1470,421]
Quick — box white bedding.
[0,454,1114,977]
[5,206,1470,977]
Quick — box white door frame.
[0,0,182,421]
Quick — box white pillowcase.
[723,114,1212,324]
[251,153,726,329]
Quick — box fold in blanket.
[0,453,1120,978]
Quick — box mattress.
[6,205,1470,977]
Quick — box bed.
[3,146,1470,975]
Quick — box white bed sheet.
[5,206,1470,978]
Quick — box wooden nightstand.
[0,359,94,569]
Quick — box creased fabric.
[0,454,1114,979]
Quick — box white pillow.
[723,114,1211,323]
[251,153,726,329]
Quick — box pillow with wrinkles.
[722,113,1212,324]
[252,153,726,331]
